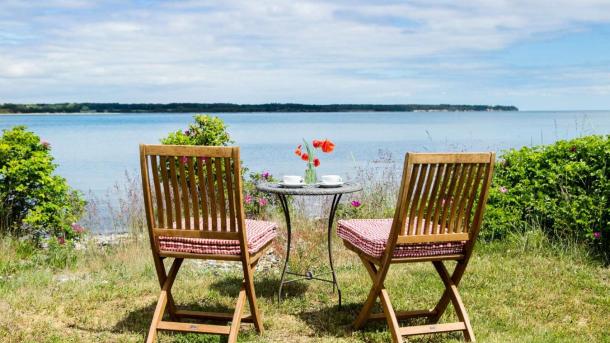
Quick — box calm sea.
[1,111,608,197]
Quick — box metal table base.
[255,182,362,307]
[276,193,343,306]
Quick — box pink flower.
[499,186,508,193]
[184,130,191,136]
[180,156,188,164]
[57,236,65,245]
[71,223,85,234]
[258,198,268,206]
[351,200,361,208]
[261,171,271,180]
[593,231,601,239]
[40,139,50,149]
[245,195,253,204]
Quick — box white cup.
[321,175,342,184]
[283,175,304,185]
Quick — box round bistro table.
[256,181,362,306]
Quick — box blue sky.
[1,0,610,110]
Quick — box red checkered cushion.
[337,219,465,258]
[158,219,277,256]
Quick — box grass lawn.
[1,229,609,343]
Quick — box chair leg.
[433,261,475,342]
[243,259,264,334]
[227,283,247,343]
[146,258,183,343]
[151,254,179,320]
[355,256,402,343]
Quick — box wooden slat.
[403,163,421,236]
[159,250,241,261]
[454,163,480,233]
[396,232,469,244]
[408,164,429,235]
[157,321,231,335]
[409,152,492,164]
[424,163,445,234]
[150,155,165,228]
[463,163,486,233]
[145,144,234,158]
[153,228,239,240]
[399,322,466,336]
[159,156,173,228]
[447,164,471,233]
[205,158,218,231]
[175,310,254,323]
[231,148,247,236]
[168,157,182,229]
[187,157,200,231]
[178,156,191,229]
[224,157,237,232]
[368,309,437,321]
[431,163,454,234]
[196,157,209,231]
[214,158,227,231]
[439,163,462,230]
[390,253,465,263]
[417,163,438,235]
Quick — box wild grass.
[1,230,609,343]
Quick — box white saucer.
[279,181,305,188]
[317,181,344,188]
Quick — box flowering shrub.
[242,171,278,218]
[161,115,276,218]
[0,126,85,242]
[484,135,610,260]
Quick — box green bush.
[161,114,232,146]
[0,126,85,240]
[484,135,609,259]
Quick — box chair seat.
[159,219,277,256]
[337,219,465,259]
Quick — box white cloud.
[0,0,610,109]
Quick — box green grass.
[1,228,609,343]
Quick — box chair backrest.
[391,152,495,246]
[139,145,246,248]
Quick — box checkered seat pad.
[158,219,277,256]
[337,219,466,258]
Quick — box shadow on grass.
[295,302,463,342]
[296,302,360,337]
[209,275,309,300]
[69,300,244,343]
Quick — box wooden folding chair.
[338,152,495,342]
[139,144,277,343]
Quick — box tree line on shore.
[0,102,518,113]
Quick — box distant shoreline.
[0,103,518,114]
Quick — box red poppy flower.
[294,144,302,156]
[320,139,335,153]
[313,158,320,167]
[301,153,309,161]
[313,139,322,148]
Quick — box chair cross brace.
[145,256,262,343]
[353,256,475,342]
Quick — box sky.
[1,0,610,110]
